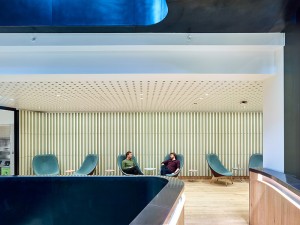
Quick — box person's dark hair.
[170,152,177,159]
[126,151,132,157]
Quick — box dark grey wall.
[284,7,300,178]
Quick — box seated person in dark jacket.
[160,152,180,176]
[122,151,142,175]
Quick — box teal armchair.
[249,153,263,169]
[74,154,99,175]
[206,153,233,186]
[117,154,144,175]
[32,154,59,175]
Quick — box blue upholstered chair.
[32,154,59,175]
[74,154,99,175]
[249,153,263,169]
[206,153,233,186]
[162,154,184,177]
[117,154,144,175]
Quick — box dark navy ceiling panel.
[0,0,52,26]
[0,0,299,32]
[0,0,168,26]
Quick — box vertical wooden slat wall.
[19,110,263,176]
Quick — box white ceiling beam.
[0,33,284,47]
[0,33,283,81]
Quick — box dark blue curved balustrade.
[0,0,168,26]
[0,176,184,225]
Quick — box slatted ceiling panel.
[19,111,263,176]
[1,80,262,112]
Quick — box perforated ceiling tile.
[0,80,263,112]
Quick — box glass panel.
[0,109,14,175]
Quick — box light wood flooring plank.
[183,178,249,225]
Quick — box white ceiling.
[0,80,262,112]
[0,33,282,113]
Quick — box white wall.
[263,48,284,172]
[0,109,14,125]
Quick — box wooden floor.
[182,178,249,225]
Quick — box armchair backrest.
[206,154,229,174]
[32,154,59,175]
[74,154,98,175]
[249,153,263,169]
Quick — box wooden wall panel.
[250,172,300,225]
[19,111,263,176]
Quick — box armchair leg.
[210,176,233,186]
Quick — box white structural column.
[263,48,284,172]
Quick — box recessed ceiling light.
[240,100,248,109]
[199,97,203,100]
[10,99,14,101]
[64,99,68,101]
[205,93,209,96]
[56,94,61,97]
[140,93,143,95]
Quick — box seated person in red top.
[160,152,180,176]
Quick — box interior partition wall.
[284,8,300,178]
[19,110,262,176]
